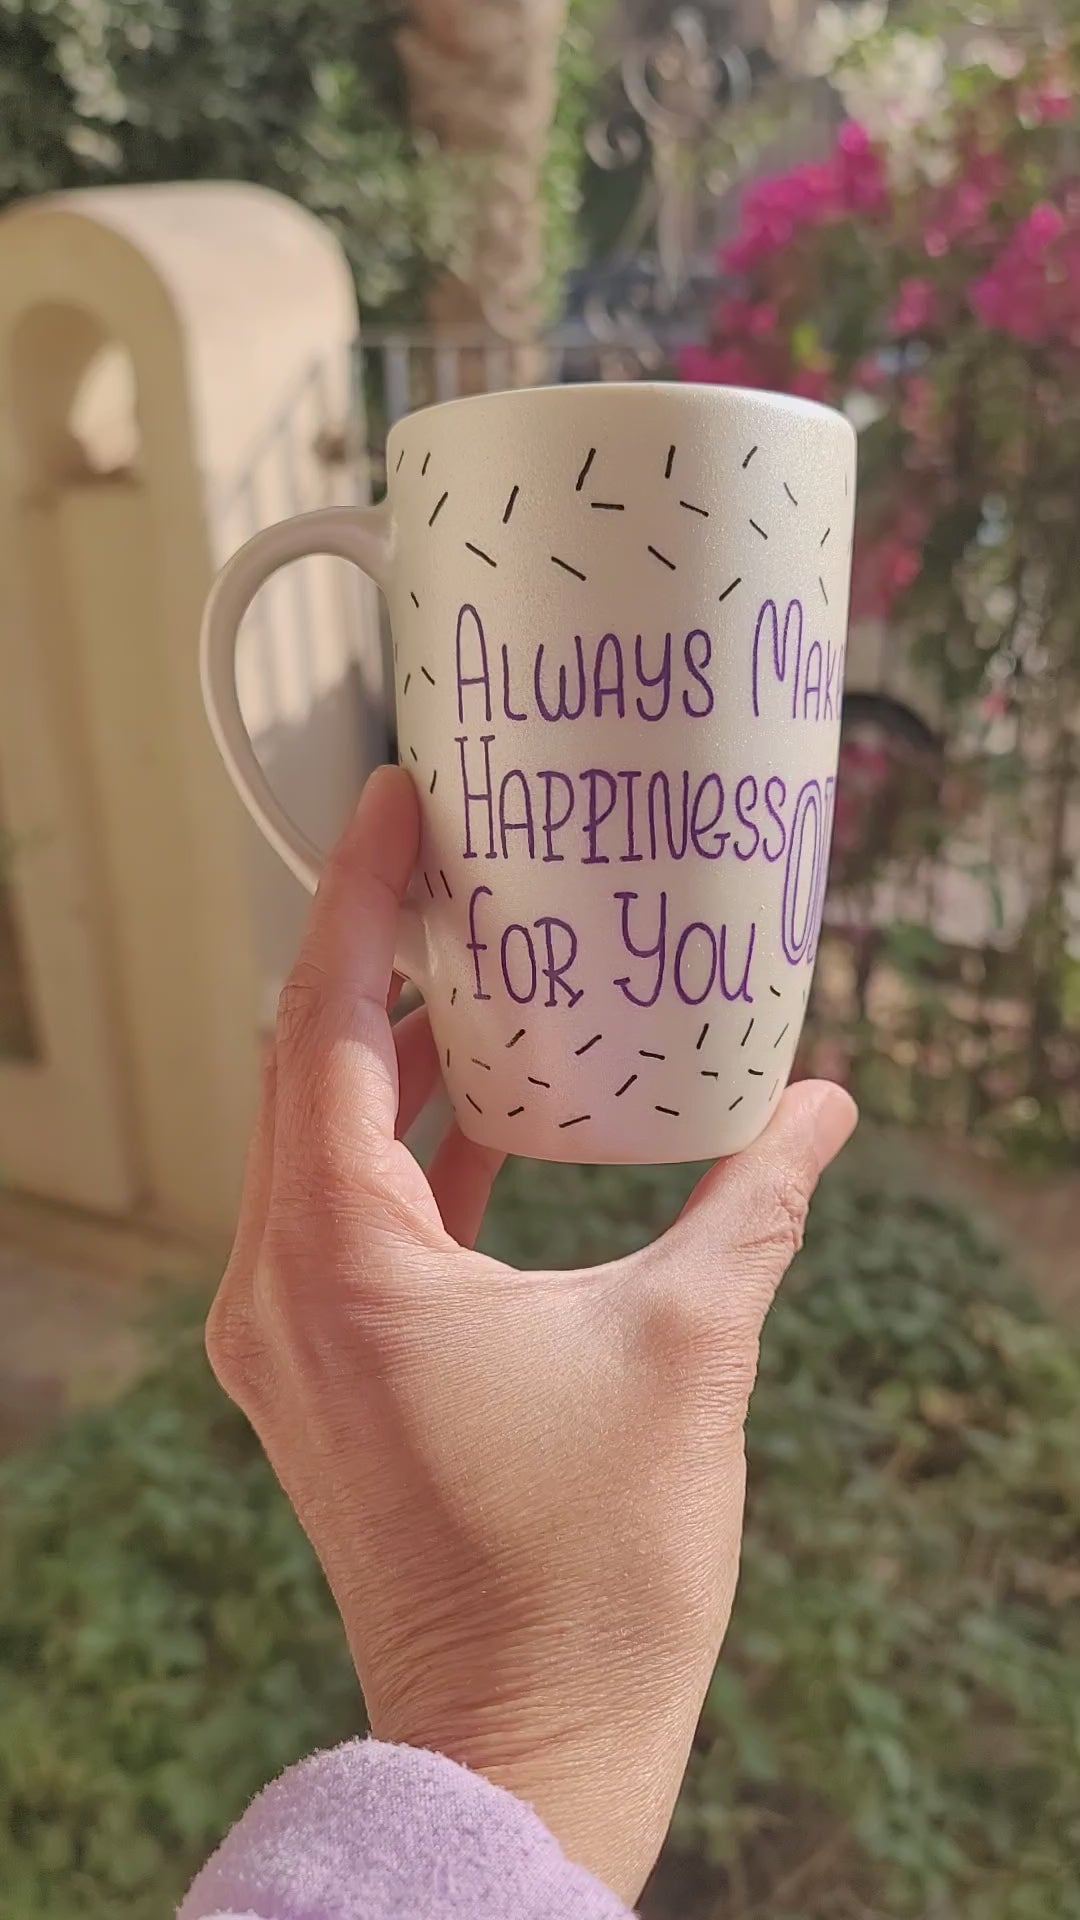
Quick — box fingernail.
[345,764,412,844]
[806,1082,859,1171]
[357,763,409,815]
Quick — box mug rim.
[386,379,855,450]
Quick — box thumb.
[641,1080,858,1338]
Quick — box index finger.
[272,764,421,1165]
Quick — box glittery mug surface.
[202,381,856,1164]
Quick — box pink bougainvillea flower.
[677,343,729,385]
[852,352,888,393]
[899,373,941,456]
[970,200,1080,346]
[715,297,777,340]
[949,180,991,236]
[1020,81,1073,124]
[834,120,889,214]
[850,498,932,620]
[720,123,886,271]
[1026,201,1067,245]
[889,277,937,334]
[676,342,770,389]
[789,365,833,402]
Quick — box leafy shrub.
[682,10,1080,1161]
[672,1160,1080,1918]
[0,1309,361,1919]
[1,1148,1078,1917]
[0,0,465,318]
[0,0,602,323]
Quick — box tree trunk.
[397,0,569,348]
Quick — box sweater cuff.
[179,1737,632,1920]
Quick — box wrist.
[369,1692,694,1904]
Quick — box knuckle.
[737,1146,817,1269]
[768,1169,812,1262]
[275,1107,385,1221]
[205,1268,259,1401]
[273,985,392,1209]
[275,963,328,1054]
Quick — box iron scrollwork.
[572,4,759,368]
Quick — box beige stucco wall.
[0,183,385,1236]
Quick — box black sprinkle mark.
[428,491,448,526]
[408,746,418,763]
[639,1049,665,1060]
[575,1033,602,1056]
[679,499,709,517]
[700,1069,720,1080]
[471,1057,491,1071]
[503,484,519,523]
[466,1094,483,1115]
[528,1075,550,1089]
[559,1113,591,1129]
[695,1022,710,1051]
[450,987,458,1006]
[647,544,676,570]
[656,1104,680,1117]
[741,1018,755,1046]
[421,451,431,476]
[729,1095,744,1111]
[506,1027,526,1048]
[784,481,799,507]
[748,1068,765,1078]
[439,870,453,900]
[742,445,758,469]
[774,1023,790,1048]
[410,590,420,609]
[718,576,742,603]
[446,1048,451,1069]
[575,446,596,491]
[403,673,412,695]
[507,1105,525,1117]
[615,1074,638,1097]
[664,443,676,479]
[421,666,436,686]
[393,640,398,661]
[591,500,624,511]
[395,448,405,473]
[423,872,435,899]
[770,1079,780,1099]
[429,769,438,795]
[820,526,831,548]
[466,541,497,568]
[769,985,782,998]
[750,518,768,540]
[551,554,586,581]
[819,575,829,606]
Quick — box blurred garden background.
[0,0,1078,1915]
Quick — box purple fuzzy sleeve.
[179,1739,633,1920]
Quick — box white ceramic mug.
[202,382,855,1164]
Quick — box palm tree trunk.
[397,0,569,348]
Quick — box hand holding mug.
[206,764,858,1904]
[203,382,856,1165]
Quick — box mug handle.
[200,502,428,985]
